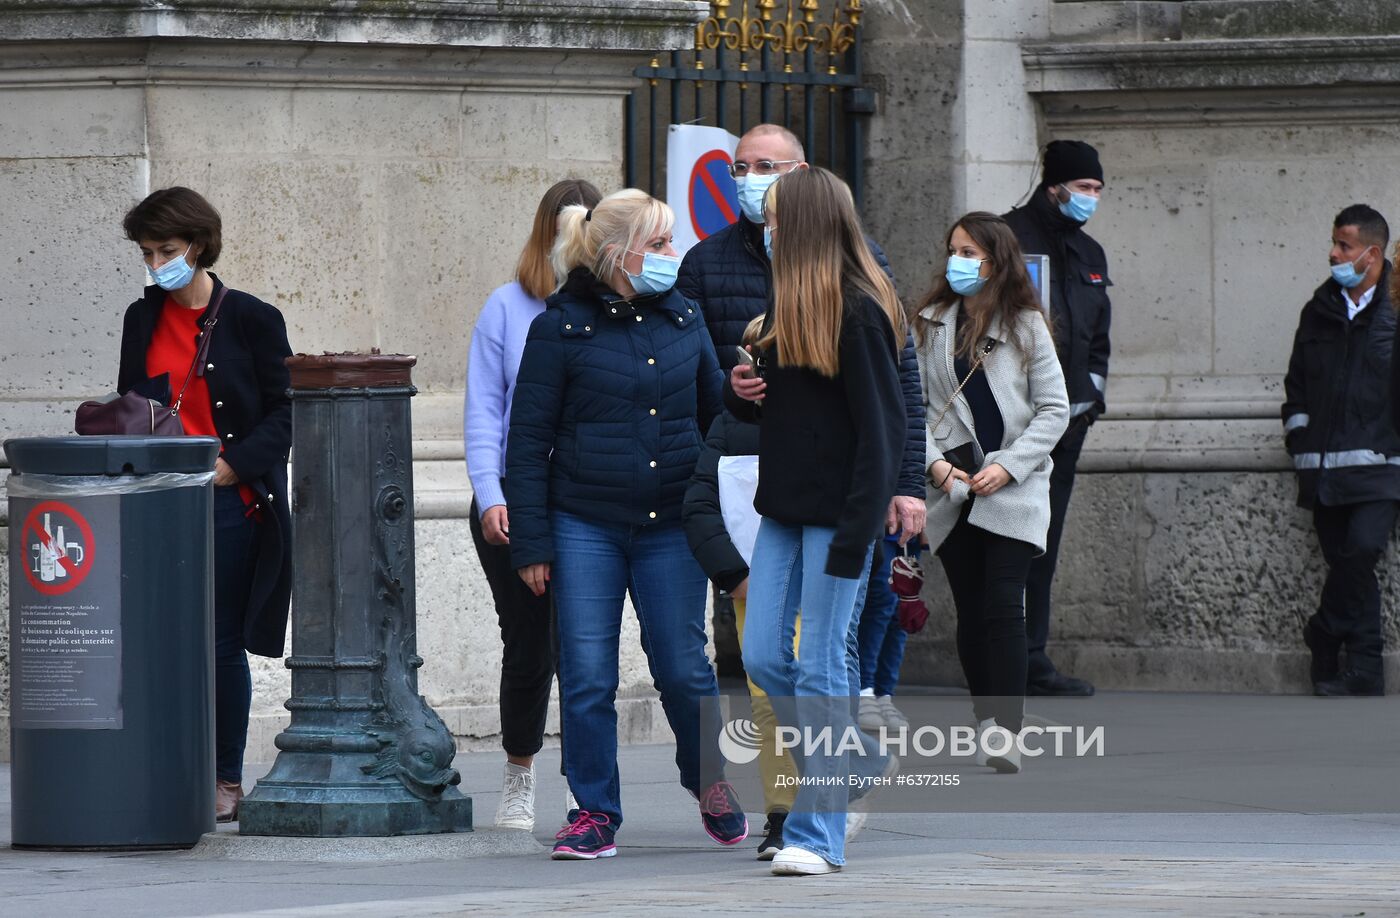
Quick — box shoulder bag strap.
[929,338,997,434]
[171,285,229,416]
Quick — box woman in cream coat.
[915,211,1069,774]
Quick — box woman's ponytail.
[551,204,592,285]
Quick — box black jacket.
[678,216,926,497]
[1282,262,1400,508]
[118,274,293,657]
[682,412,761,593]
[723,293,904,579]
[1003,193,1112,422]
[505,268,724,570]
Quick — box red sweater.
[146,296,255,508]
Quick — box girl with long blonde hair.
[727,167,905,876]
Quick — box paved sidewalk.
[4,693,1400,917]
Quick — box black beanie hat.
[1042,140,1103,188]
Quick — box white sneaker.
[564,786,579,825]
[974,720,1022,774]
[878,695,909,730]
[973,718,996,767]
[858,695,885,732]
[771,845,841,876]
[986,730,1022,775]
[845,809,868,841]
[494,763,536,831]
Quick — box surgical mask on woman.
[150,243,195,291]
[625,251,681,295]
[946,254,987,296]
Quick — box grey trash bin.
[5,435,219,849]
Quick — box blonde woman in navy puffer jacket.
[505,188,747,861]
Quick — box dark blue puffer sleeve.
[505,312,567,570]
[895,329,926,497]
[866,238,926,498]
[692,305,725,437]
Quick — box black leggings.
[469,497,555,758]
[937,506,1035,733]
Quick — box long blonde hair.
[758,168,903,376]
[551,188,674,287]
[516,179,602,300]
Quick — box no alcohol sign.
[9,493,122,729]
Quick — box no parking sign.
[667,124,740,255]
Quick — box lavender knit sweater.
[464,281,547,516]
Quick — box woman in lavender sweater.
[465,178,602,831]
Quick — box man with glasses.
[678,122,924,856]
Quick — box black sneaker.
[756,811,786,861]
[551,810,617,860]
[699,780,748,846]
[1315,670,1384,697]
[1027,672,1095,697]
[1302,621,1341,685]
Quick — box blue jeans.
[742,518,876,866]
[213,485,255,783]
[857,539,908,696]
[551,510,723,829]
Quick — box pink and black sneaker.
[551,810,617,860]
[699,781,748,846]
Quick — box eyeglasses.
[728,159,800,178]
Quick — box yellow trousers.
[733,598,800,815]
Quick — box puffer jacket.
[1282,261,1400,508]
[677,215,926,498]
[505,267,724,569]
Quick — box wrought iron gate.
[625,0,875,211]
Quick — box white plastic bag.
[717,455,761,566]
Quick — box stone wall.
[0,0,706,760]
[7,1,1400,768]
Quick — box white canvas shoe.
[494,763,536,831]
[771,845,841,876]
[858,695,885,732]
[878,695,909,730]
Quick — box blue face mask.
[946,255,987,296]
[625,251,681,296]
[1057,186,1099,223]
[1330,246,1375,289]
[736,173,781,224]
[150,243,195,291]
[763,225,774,260]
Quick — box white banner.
[666,124,740,256]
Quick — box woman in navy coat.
[117,187,292,822]
[505,188,746,859]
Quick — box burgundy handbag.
[76,287,227,436]
[890,545,930,634]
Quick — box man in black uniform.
[1002,140,1109,697]
[1283,205,1398,697]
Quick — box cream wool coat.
[917,300,1070,553]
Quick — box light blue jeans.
[741,517,876,866]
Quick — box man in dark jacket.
[1283,204,1399,697]
[678,123,926,678]
[678,124,927,544]
[1002,140,1109,697]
